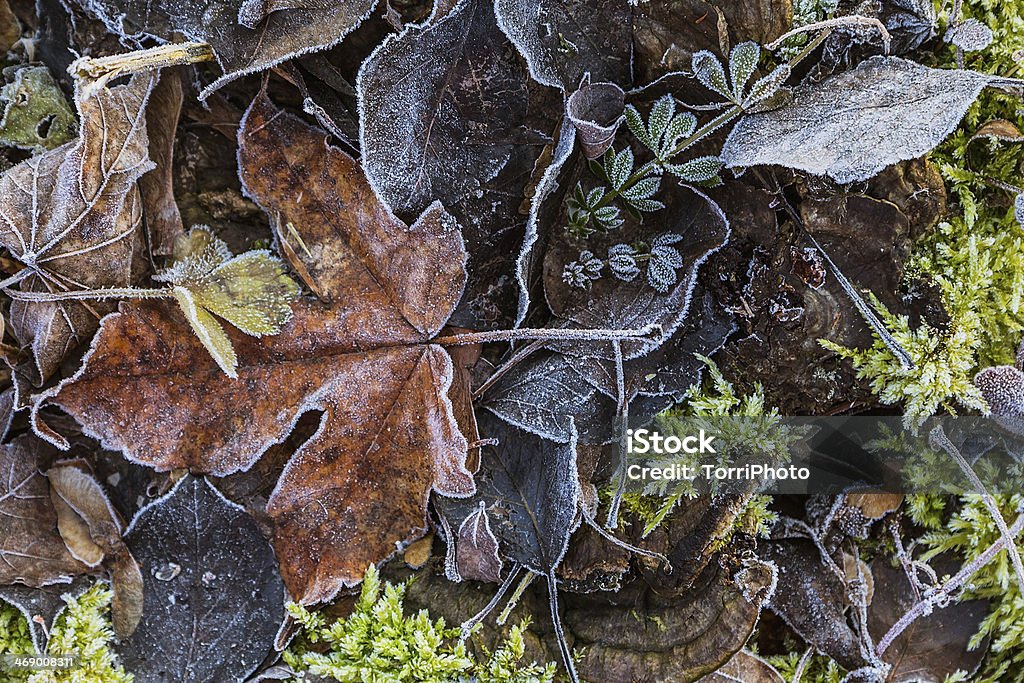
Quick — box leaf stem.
[4,287,173,302]
[435,324,660,346]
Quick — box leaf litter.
[0,1,1022,682]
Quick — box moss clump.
[284,565,556,682]
[764,651,844,683]
[618,355,784,536]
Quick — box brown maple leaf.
[0,73,156,384]
[38,94,476,604]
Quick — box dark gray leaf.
[566,82,625,160]
[441,413,580,576]
[119,476,285,683]
[494,0,631,89]
[760,538,869,672]
[358,0,529,217]
[77,0,375,97]
[0,576,92,652]
[722,57,994,184]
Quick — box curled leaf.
[566,81,625,160]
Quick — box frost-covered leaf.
[945,18,994,53]
[566,82,625,160]
[692,50,732,100]
[1016,193,1024,228]
[154,227,300,377]
[494,0,631,89]
[118,476,286,682]
[722,57,997,184]
[0,73,154,384]
[0,435,87,587]
[451,502,503,583]
[0,66,76,151]
[139,70,184,256]
[76,0,375,97]
[759,538,868,672]
[867,555,989,682]
[741,65,790,111]
[359,0,559,328]
[667,156,723,183]
[605,147,634,190]
[0,576,91,653]
[41,95,475,605]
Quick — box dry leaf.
[0,435,88,587]
[0,72,154,383]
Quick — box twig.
[69,42,214,84]
[435,324,660,346]
[767,16,892,53]
[459,566,520,641]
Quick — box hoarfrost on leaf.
[721,56,998,184]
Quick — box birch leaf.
[721,57,997,184]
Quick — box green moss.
[764,651,844,683]
[24,584,132,683]
[284,565,556,682]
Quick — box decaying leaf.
[451,501,503,583]
[0,576,92,652]
[76,0,376,97]
[140,68,185,256]
[0,65,77,151]
[721,57,1000,184]
[40,94,475,604]
[494,0,631,89]
[760,538,868,672]
[0,72,154,384]
[566,81,625,160]
[868,555,989,682]
[0,435,87,587]
[119,475,286,682]
[0,0,19,54]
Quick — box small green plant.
[283,565,557,683]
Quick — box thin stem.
[496,570,537,626]
[582,511,670,568]
[929,425,1024,591]
[70,42,214,83]
[877,506,1024,656]
[435,324,659,347]
[3,287,172,302]
[766,16,891,53]
[606,339,629,529]
[459,566,520,641]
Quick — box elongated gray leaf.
[494,0,631,89]
[119,476,285,683]
[721,57,995,184]
[77,0,375,97]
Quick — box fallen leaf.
[41,94,475,604]
[0,435,88,587]
[0,65,77,151]
[566,81,625,160]
[868,555,989,683]
[0,0,18,54]
[359,0,560,328]
[140,68,185,256]
[494,0,631,89]
[721,57,998,184]
[118,475,286,682]
[0,576,92,652]
[0,72,154,384]
[760,538,868,672]
[451,501,504,583]
[78,0,376,97]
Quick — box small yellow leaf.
[172,287,238,378]
[189,251,300,336]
